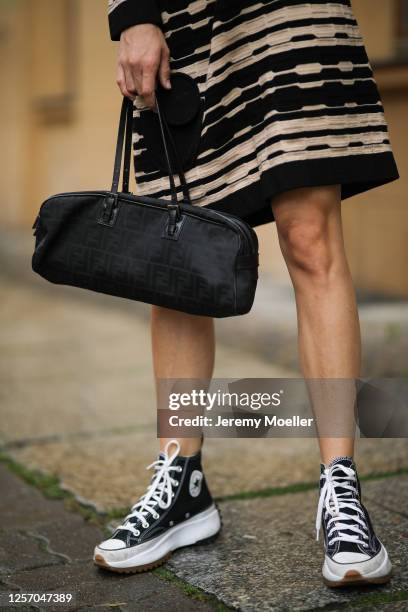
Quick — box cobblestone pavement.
[0,464,218,611]
[1,269,407,611]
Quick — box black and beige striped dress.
[108,0,399,227]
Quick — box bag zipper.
[39,191,257,256]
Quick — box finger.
[141,64,158,109]
[158,46,171,90]
[116,63,134,99]
[123,62,139,98]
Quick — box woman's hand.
[117,24,171,109]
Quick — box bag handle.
[111,95,192,206]
[155,93,192,205]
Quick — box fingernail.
[165,80,171,89]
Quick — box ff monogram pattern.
[32,191,259,317]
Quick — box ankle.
[323,455,354,469]
[160,437,203,457]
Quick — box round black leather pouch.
[136,72,204,174]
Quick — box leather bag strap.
[111,95,192,206]
[155,92,192,205]
[121,98,134,194]
[110,97,128,194]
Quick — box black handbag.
[31,92,259,318]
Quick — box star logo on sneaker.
[189,470,203,497]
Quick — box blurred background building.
[0,0,407,296]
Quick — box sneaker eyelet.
[153,513,159,520]
[177,466,182,472]
[143,522,149,529]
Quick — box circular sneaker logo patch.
[189,470,203,497]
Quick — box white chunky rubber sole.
[323,543,392,587]
[94,503,221,573]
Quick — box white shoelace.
[315,463,369,547]
[115,440,182,537]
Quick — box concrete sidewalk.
[1,459,407,612]
[0,230,408,610]
[0,463,218,611]
[1,272,408,610]
[1,273,406,508]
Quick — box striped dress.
[108,0,399,227]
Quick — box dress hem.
[204,151,400,228]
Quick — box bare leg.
[271,185,361,464]
[94,307,219,572]
[151,305,215,456]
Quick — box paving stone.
[340,593,408,612]
[0,465,101,566]
[0,465,216,611]
[0,280,154,443]
[364,474,408,516]
[0,465,71,530]
[375,603,408,610]
[29,516,107,564]
[204,437,408,499]
[9,561,214,611]
[7,433,158,511]
[166,477,408,612]
[324,599,408,612]
[0,530,63,574]
[8,435,407,512]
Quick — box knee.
[278,218,333,279]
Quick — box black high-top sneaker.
[94,440,221,573]
[316,457,392,587]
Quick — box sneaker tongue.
[328,456,354,469]
[328,456,357,501]
[327,457,364,552]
